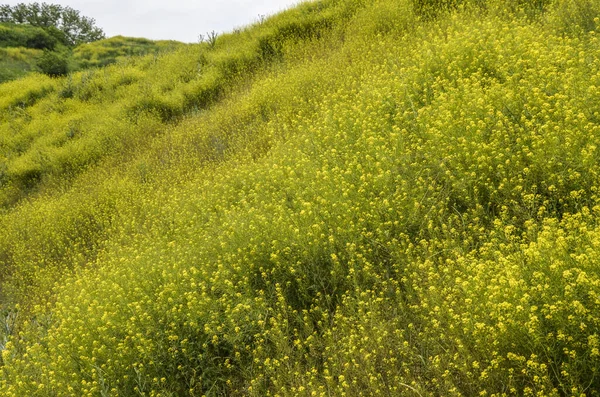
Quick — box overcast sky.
[3,0,305,42]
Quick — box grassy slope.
[1,0,600,395]
[0,22,186,83]
[0,46,41,83]
[72,36,185,69]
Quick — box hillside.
[0,22,185,83]
[1,0,600,395]
[0,22,52,82]
[72,36,185,69]
[0,45,41,82]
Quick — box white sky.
[3,0,305,42]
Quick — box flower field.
[1,0,600,395]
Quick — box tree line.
[0,2,104,46]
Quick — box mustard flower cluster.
[1,0,600,396]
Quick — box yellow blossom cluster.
[1,0,600,395]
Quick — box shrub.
[23,28,57,50]
[36,50,68,77]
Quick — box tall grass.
[72,36,185,69]
[0,46,42,83]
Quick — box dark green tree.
[0,2,104,46]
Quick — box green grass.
[1,0,600,395]
[0,23,58,50]
[72,36,185,69]
[0,23,186,83]
[0,46,42,83]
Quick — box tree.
[0,2,104,46]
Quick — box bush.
[36,50,69,77]
[25,28,57,50]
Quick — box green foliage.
[0,2,104,45]
[412,0,463,18]
[411,0,557,19]
[0,22,64,82]
[0,25,184,83]
[1,0,600,396]
[202,30,219,49]
[72,35,184,69]
[0,22,57,49]
[0,46,42,83]
[36,49,68,76]
[549,0,600,34]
